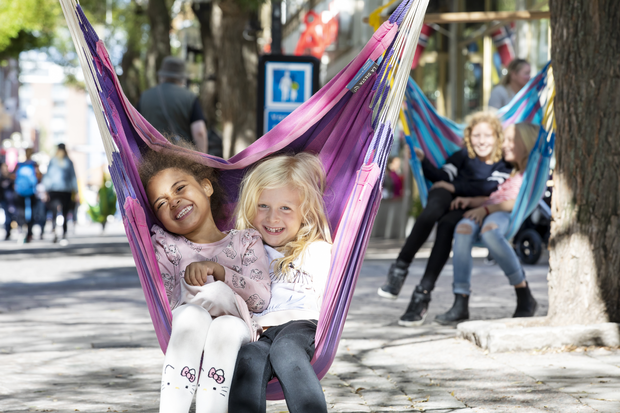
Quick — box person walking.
[488,59,531,110]
[13,147,41,243]
[42,143,78,244]
[138,56,208,153]
[0,162,16,240]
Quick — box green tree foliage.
[0,0,60,60]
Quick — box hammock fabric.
[60,0,430,400]
[400,62,556,239]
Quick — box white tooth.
[177,206,192,219]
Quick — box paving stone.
[0,223,618,412]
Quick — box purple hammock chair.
[59,0,430,399]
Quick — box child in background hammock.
[229,153,332,413]
[379,111,513,327]
[138,149,271,413]
[435,122,540,325]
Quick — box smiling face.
[146,168,216,241]
[502,125,527,166]
[251,186,304,249]
[470,122,497,162]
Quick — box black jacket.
[422,148,512,197]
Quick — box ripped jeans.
[452,211,525,295]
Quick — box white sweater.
[253,241,332,328]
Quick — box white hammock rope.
[374,0,429,128]
[59,0,119,165]
[60,0,430,166]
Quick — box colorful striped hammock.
[59,0,430,400]
[401,62,556,239]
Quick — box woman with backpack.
[13,147,42,243]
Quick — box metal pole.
[271,0,283,54]
[448,0,458,119]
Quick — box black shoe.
[513,282,537,317]
[435,294,469,325]
[398,285,431,326]
[377,260,409,299]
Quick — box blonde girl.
[378,111,513,327]
[436,122,540,324]
[229,152,332,413]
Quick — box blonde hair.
[235,153,332,278]
[462,112,504,163]
[509,122,540,173]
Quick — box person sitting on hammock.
[229,153,332,413]
[138,149,271,413]
[435,122,540,325]
[378,111,512,327]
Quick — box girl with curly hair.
[138,147,271,413]
[378,111,512,326]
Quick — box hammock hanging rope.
[401,62,556,239]
[59,0,430,400]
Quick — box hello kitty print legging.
[159,305,250,413]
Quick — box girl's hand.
[431,181,455,193]
[413,147,425,161]
[185,261,225,285]
[451,197,471,210]
[463,207,487,225]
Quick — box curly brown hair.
[462,112,504,163]
[138,148,225,221]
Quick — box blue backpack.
[14,163,38,197]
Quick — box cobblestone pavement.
[0,222,618,412]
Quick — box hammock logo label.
[347,59,378,93]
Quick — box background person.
[435,122,540,325]
[0,162,16,240]
[42,143,78,243]
[12,147,41,243]
[488,59,531,110]
[138,56,208,153]
[378,112,512,327]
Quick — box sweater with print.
[151,225,271,340]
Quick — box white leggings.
[159,304,251,413]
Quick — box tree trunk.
[216,1,259,158]
[145,0,171,88]
[547,0,620,325]
[192,1,220,128]
[119,0,147,106]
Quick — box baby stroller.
[512,198,551,264]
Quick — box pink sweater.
[151,225,271,340]
[483,172,524,206]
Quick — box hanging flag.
[411,24,434,69]
[294,10,339,59]
[491,22,516,67]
